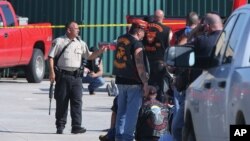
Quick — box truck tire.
[25,48,45,83]
[185,126,196,141]
[183,113,196,141]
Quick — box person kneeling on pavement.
[99,86,172,141]
[82,46,105,95]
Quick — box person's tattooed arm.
[134,48,149,85]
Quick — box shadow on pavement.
[0,80,26,83]
[0,130,54,134]
[33,86,108,95]
[34,107,111,113]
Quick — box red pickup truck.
[0,0,52,83]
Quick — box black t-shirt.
[143,22,170,61]
[174,30,222,92]
[143,22,170,77]
[187,30,222,67]
[85,57,101,73]
[191,30,221,56]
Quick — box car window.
[0,15,3,27]
[0,5,15,26]
[214,15,238,62]
[222,14,247,64]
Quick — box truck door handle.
[4,33,8,38]
[204,82,211,89]
[218,81,226,88]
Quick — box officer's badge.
[52,41,56,47]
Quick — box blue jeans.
[115,84,143,141]
[82,74,105,92]
[171,88,185,141]
[107,127,116,141]
[159,132,173,141]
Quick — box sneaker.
[111,80,118,96]
[111,80,115,88]
[106,84,113,96]
[71,127,87,134]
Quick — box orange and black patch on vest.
[114,38,130,69]
[148,23,163,32]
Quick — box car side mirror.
[164,46,195,67]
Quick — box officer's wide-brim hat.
[130,19,148,31]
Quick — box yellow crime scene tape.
[0,22,185,29]
[0,24,130,29]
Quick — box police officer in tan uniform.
[48,21,106,134]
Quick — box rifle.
[49,82,54,115]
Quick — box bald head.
[154,9,164,23]
[186,11,199,26]
[204,13,223,32]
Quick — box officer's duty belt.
[60,69,81,77]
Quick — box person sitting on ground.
[99,86,161,141]
[82,46,105,95]
[135,86,170,141]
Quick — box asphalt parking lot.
[0,77,114,141]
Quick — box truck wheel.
[25,48,45,83]
[183,115,196,141]
[186,126,196,141]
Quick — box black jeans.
[54,73,83,129]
